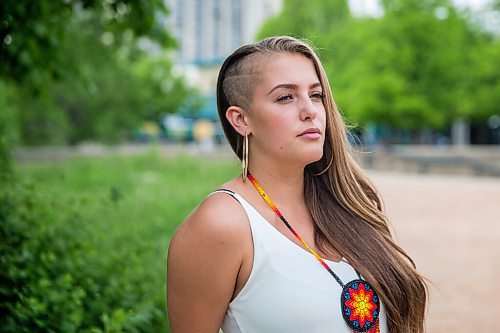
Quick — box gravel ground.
[369,171,500,333]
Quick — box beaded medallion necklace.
[247,172,381,333]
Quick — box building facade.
[164,0,282,67]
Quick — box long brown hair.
[216,36,427,333]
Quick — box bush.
[0,151,238,332]
[0,80,17,183]
[0,181,92,332]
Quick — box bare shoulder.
[168,188,251,275]
[173,188,249,245]
[167,185,251,332]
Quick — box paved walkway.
[369,171,500,332]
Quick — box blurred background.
[1,0,499,332]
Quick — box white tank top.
[214,190,389,333]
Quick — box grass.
[14,148,239,332]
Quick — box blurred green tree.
[461,39,500,122]
[457,0,500,123]
[336,1,471,128]
[0,81,17,181]
[0,0,172,89]
[1,1,199,146]
[259,0,350,41]
[0,0,172,173]
[17,14,196,145]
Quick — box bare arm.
[167,193,249,333]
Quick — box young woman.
[167,36,427,333]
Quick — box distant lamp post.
[487,115,500,144]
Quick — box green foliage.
[10,87,70,146]
[1,0,198,146]
[131,55,204,123]
[0,125,12,182]
[0,80,18,182]
[4,13,197,145]
[259,0,350,41]
[458,36,500,121]
[1,152,239,332]
[1,180,91,332]
[0,0,172,89]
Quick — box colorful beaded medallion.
[247,173,381,333]
[341,279,380,332]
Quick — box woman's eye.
[311,92,324,100]
[276,94,293,102]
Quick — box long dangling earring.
[242,132,249,181]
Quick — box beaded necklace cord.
[247,172,381,333]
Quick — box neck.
[246,155,305,206]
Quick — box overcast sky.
[349,0,493,16]
[452,0,491,9]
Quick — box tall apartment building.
[164,0,283,66]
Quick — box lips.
[298,127,321,139]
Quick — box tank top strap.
[210,188,239,199]
[208,189,267,235]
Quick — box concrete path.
[369,171,500,332]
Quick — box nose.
[299,94,317,121]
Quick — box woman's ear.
[226,106,251,135]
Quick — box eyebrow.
[267,82,322,95]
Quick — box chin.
[302,148,324,165]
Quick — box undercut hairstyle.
[216,36,428,333]
[220,53,263,110]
